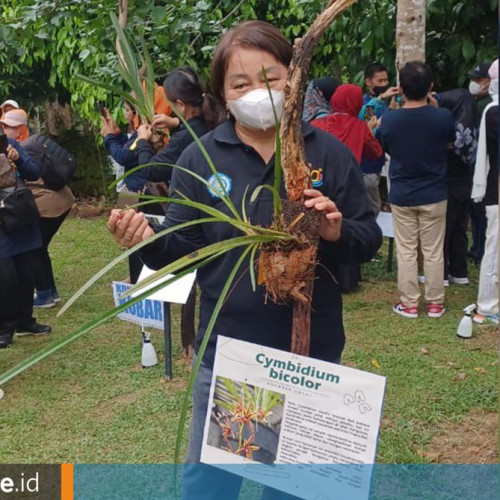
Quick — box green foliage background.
[0,0,497,121]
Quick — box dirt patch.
[92,390,142,418]
[425,409,498,463]
[69,195,113,219]
[467,324,499,350]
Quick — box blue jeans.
[183,355,340,500]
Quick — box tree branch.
[280,0,358,202]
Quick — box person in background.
[135,67,210,185]
[359,62,400,217]
[30,182,75,308]
[303,76,341,122]
[312,83,382,165]
[107,20,381,499]
[381,61,455,319]
[469,62,493,118]
[101,101,146,193]
[471,59,498,325]
[0,139,51,348]
[0,109,30,142]
[0,99,20,120]
[467,61,492,265]
[438,89,478,286]
[312,83,382,293]
[1,107,76,308]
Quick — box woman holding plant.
[108,20,381,499]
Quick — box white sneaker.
[449,275,469,285]
[418,276,449,286]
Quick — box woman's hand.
[304,189,342,242]
[100,114,119,137]
[107,209,154,248]
[137,124,153,141]
[367,115,378,131]
[6,145,19,162]
[152,113,180,130]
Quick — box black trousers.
[35,211,70,291]
[444,196,469,279]
[0,250,37,334]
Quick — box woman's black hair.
[163,67,204,107]
[124,101,136,114]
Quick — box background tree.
[396,0,426,68]
[0,0,496,193]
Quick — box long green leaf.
[241,185,250,224]
[249,243,259,292]
[123,235,280,301]
[165,97,242,222]
[57,217,219,317]
[76,74,144,113]
[262,67,283,218]
[174,244,253,463]
[110,160,244,231]
[0,251,222,387]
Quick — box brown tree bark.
[281,0,358,203]
[116,0,128,69]
[280,0,357,356]
[396,0,426,70]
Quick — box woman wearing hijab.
[302,76,341,122]
[311,84,382,292]
[312,83,382,165]
[438,88,478,285]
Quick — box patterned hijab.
[303,77,341,122]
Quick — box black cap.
[469,62,492,79]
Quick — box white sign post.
[112,267,196,378]
[376,211,395,273]
[201,336,386,500]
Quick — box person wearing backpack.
[0,138,51,348]
[1,112,76,308]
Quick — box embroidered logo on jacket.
[310,168,324,188]
[207,173,232,198]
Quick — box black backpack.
[22,134,77,191]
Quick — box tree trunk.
[395,0,426,70]
[278,0,357,356]
[44,99,72,137]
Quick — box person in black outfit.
[0,140,51,348]
[135,67,210,185]
[108,21,382,500]
[439,88,479,285]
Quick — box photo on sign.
[207,377,285,464]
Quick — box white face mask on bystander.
[227,89,284,130]
[468,80,484,96]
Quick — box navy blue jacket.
[140,120,382,366]
[104,132,147,192]
[0,139,42,259]
[135,116,210,184]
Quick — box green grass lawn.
[0,217,497,464]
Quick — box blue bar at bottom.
[73,464,499,500]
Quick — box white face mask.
[468,80,484,96]
[227,89,284,130]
